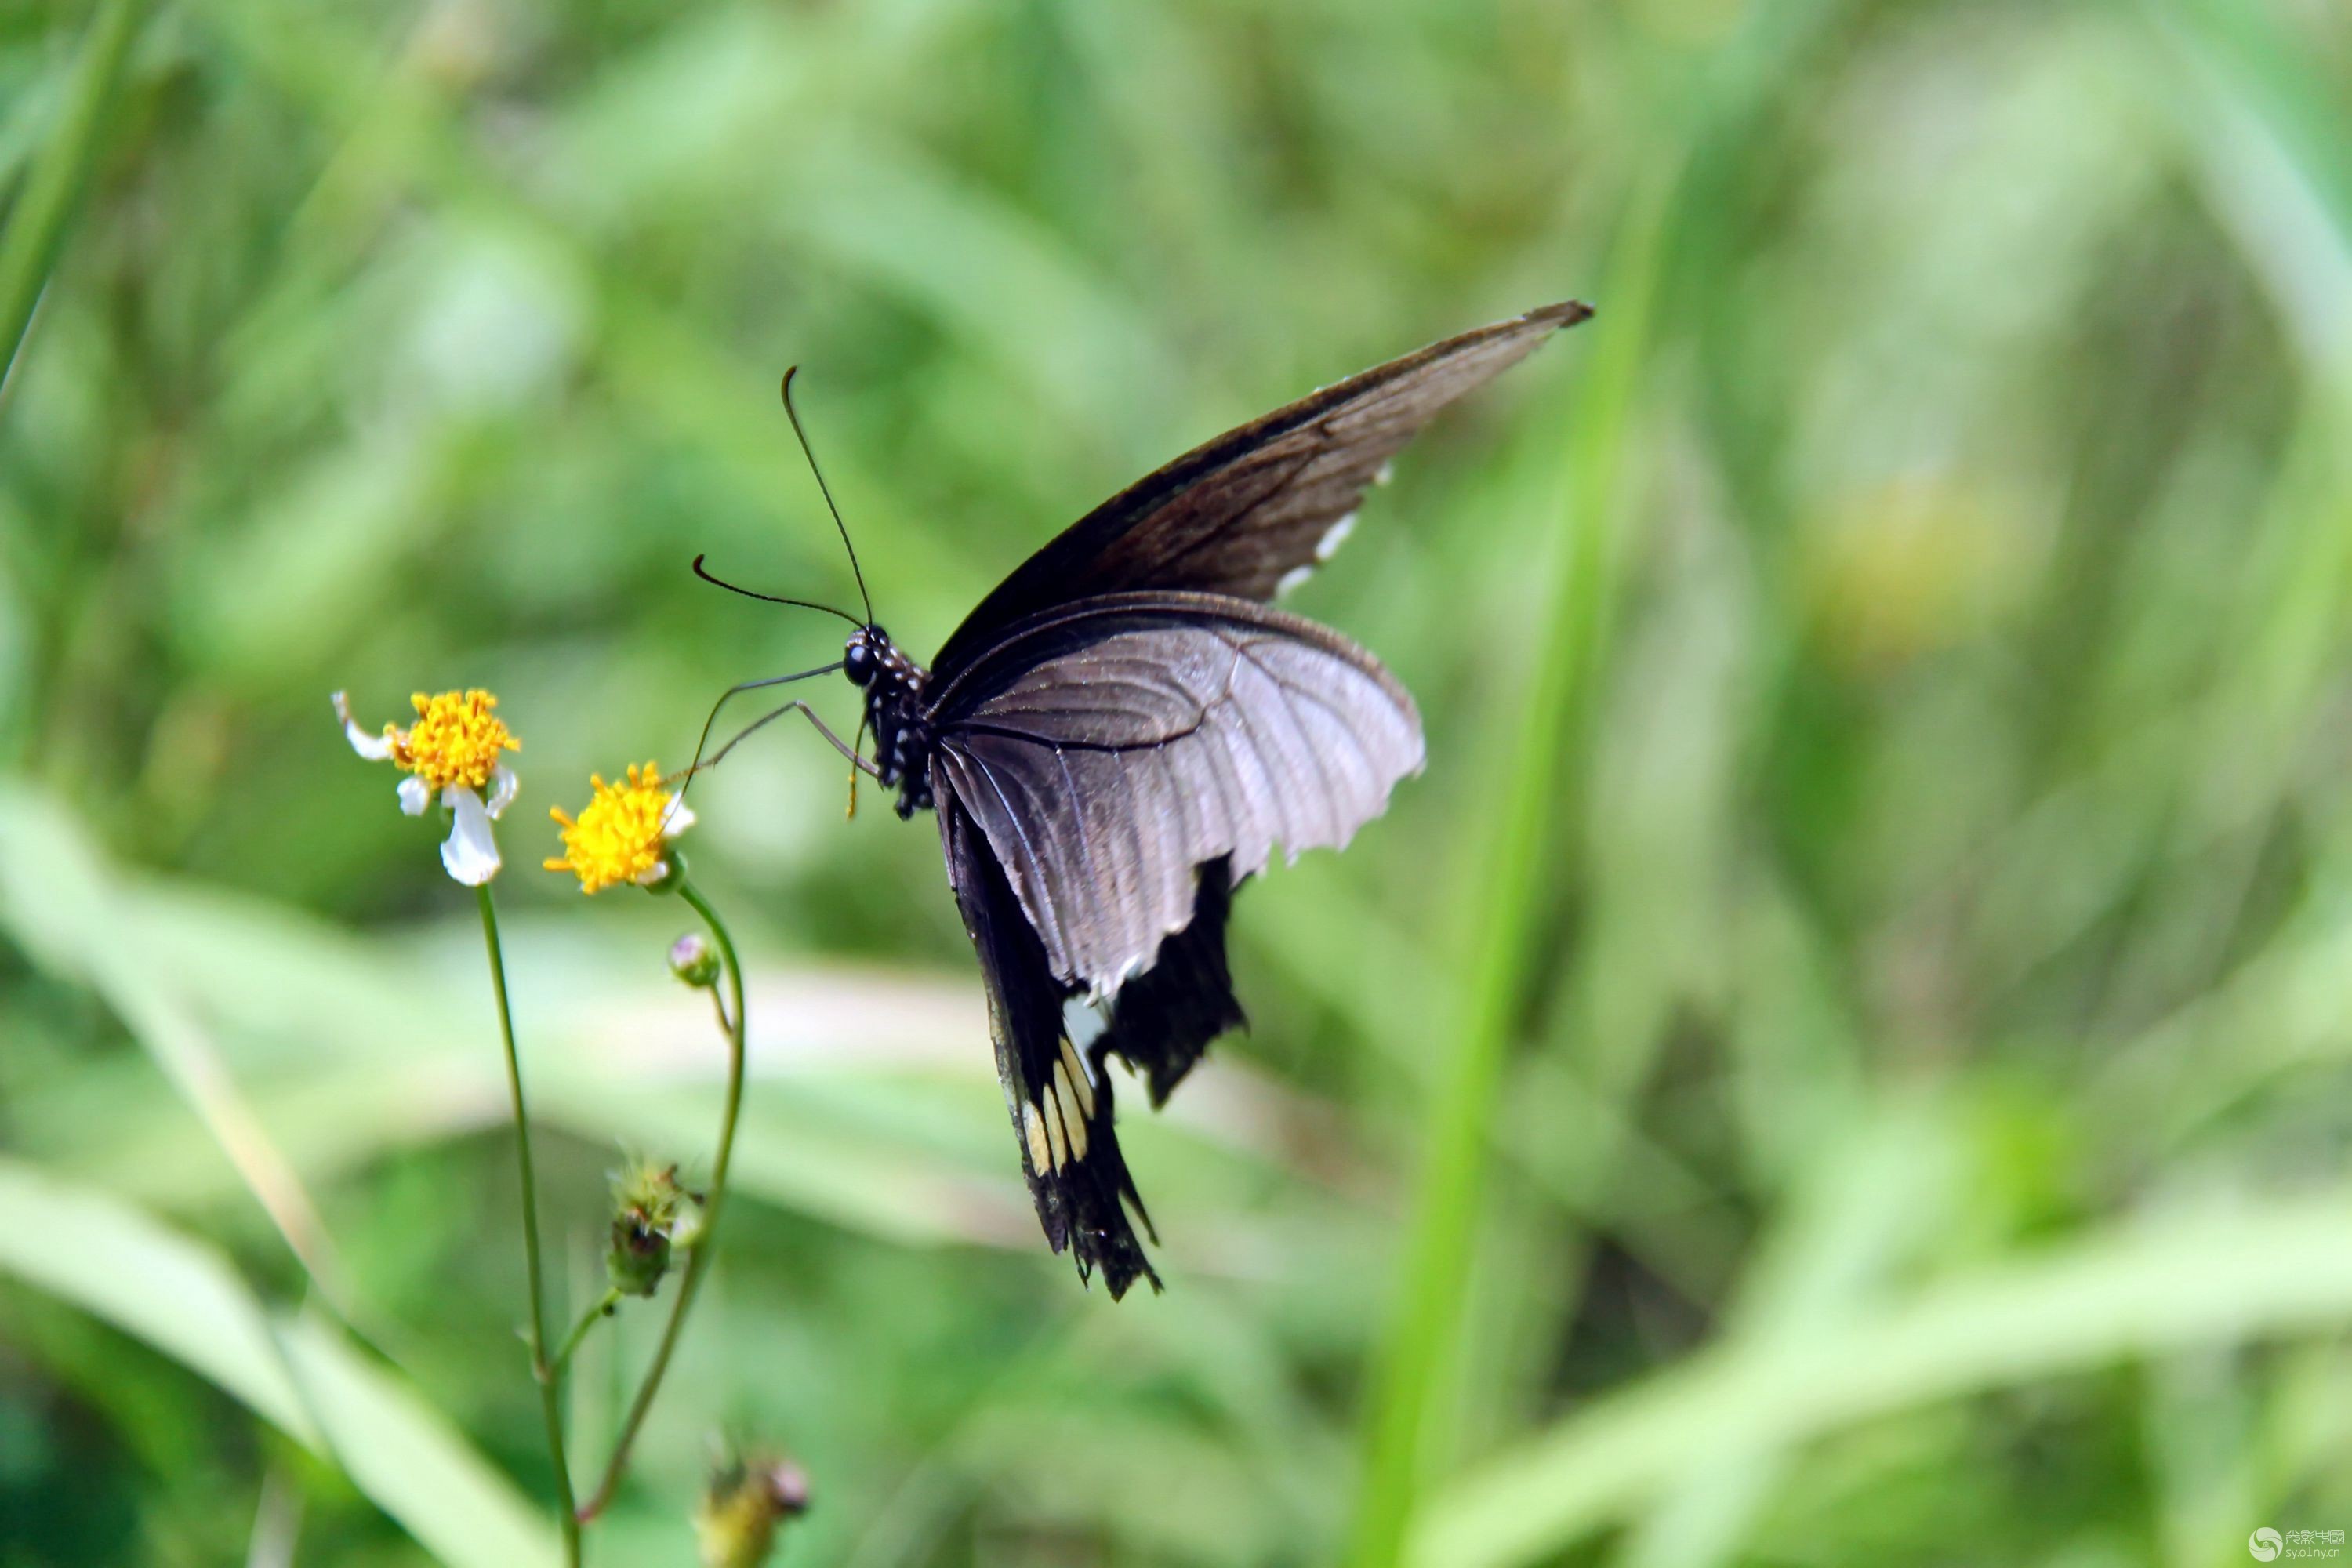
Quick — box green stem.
[0,0,144,393]
[577,877,747,1523]
[554,1287,622,1378]
[476,884,582,1567]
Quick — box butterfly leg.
[695,699,881,779]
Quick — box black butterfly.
[701,301,1590,1296]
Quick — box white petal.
[485,764,519,820]
[334,691,396,760]
[635,857,671,887]
[439,786,502,885]
[661,800,695,839]
[397,775,431,816]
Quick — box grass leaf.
[0,1156,557,1568]
[1414,1192,2352,1568]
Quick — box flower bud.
[670,932,720,989]
[608,1212,671,1298]
[695,1452,810,1568]
[605,1157,698,1298]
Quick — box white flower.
[336,688,522,885]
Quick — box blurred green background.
[6,0,2352,1563]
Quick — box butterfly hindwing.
[940,798,1160,1298]
[927,592,1423,996]
[1095,857,1245,1108]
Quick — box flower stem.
[577,877,747,1523]
[476,884,582,1567]
[554,1287,623,1378]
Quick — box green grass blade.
[0,0,144,393]
[1346,172,1673,1568]
[0,1156,314,1441]
[1411,1192,2352,1568]
[0,787,353,1305]
[0,1156,557,1568]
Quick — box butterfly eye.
[844,636,876,687]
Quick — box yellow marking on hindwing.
[1022,1102,1051,1173]
[1062,1080,1091,1162]
[1058,1044,1096,1122]
[1042,1089,1071,1171]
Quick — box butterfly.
[696,301,1591,1296]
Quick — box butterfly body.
[775,302,1591,1297]
[844,626,937,816]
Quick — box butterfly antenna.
[781,367,874,625]
[690,555,862,626]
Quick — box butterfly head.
[845,625,926,695]
[843,626,883,687]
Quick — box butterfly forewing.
[929,300,1592,678]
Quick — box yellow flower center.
[391,689,518,792]
[546,763,678,894]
